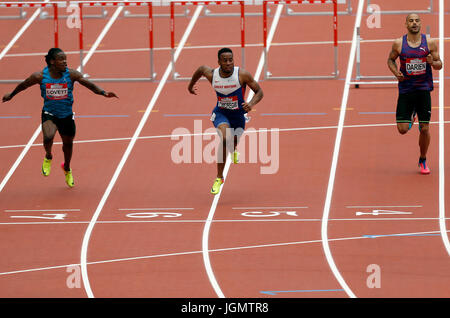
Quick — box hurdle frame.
[285,0,350,16]
[170,0,247,81]
[72,1,157,82]
[0,1,65,83]
[350,8,435,87]
[263,0,339,80]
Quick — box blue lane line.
[164,114,210,117]
[75,115,129,118]
[358,112,396,115]
[0,116,32,119]
[363,233,440,239]
[260,289,345,295]
[260,113,327,116]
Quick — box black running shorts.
[396,90,432,124]
[41,111,76,137]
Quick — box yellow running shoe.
[42,158,52,176]
[61,163,74,188]
[210,177,224,195]
[232,150,240,164]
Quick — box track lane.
[326,0,450,297]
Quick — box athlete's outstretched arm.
[69,69,118,98]
[188,65,213,95]
[240,70,263,113]
[2,72,42,102]
[387,38,405,81]
[426,38,443,70]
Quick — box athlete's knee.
[43,135,54,144]
[397,125,409,135]
[61,136,74,146]
[419,123,430,133]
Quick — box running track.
[0,0,449,300]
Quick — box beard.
[409,26,421,34]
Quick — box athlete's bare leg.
[419,122,430,158]
[216,123,236,179]
[41,120,57,159]
[60,135,74,171]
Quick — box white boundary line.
[320,0,365,299]
[0,4,125,193]
[4,120,450,151]
[201,4,284,299]
[438,0,450,256]
[2,229,448,278]
[79,5,205,299]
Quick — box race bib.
[218,95,239,110]
[406,58,427,75]
[46,83,68,100]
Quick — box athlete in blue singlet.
[388,14,442,174]
[188,48,264,194]
[2,48,118,187]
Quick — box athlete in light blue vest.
[2,48,118,187]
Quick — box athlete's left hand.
[426,54,434,65]
[242,102,252,112]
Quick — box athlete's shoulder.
[391,36,403,53]
[238,68,255,82]
[68,68,84,81]
[425,35,437,50]
[30,71,43,82]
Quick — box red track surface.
[0,0,449,302]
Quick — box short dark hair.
[45,48,64,66]
[218,47,233,60]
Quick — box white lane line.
[438,0,450,256]
[3,121,450,151]
[2,229,448,277]
[201,3,284,299]
[0,0,50,61]
[321,0,366,299]
[79,5,205,299]
[0,4,125,194]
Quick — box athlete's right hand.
[395,72,405,82]
[2,93,12,102]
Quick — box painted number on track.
[241,211,298,217]
[125,212,183,218]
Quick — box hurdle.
[263,0,339,80]
[72,1,157,82]
[285,0,350,16]
[350,2,436,88]
[0,1,65,83]
[0,1,157,83]
[170,0,247,81]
